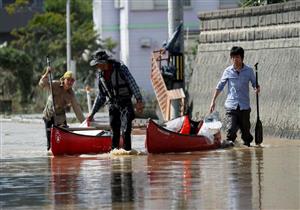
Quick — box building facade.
[92,0,238,92]
[0,0,44,43]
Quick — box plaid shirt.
[90,63,143,116]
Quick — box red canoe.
[51,126,112,156]
[145,119,221,153]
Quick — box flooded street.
[0,120,299,210]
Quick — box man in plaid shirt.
[87,50,144,151]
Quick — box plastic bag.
[198,111,222,144]
[164,116,185,132]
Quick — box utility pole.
[168,0,184,51]
[168,0,184,119]
[66,0,71,72]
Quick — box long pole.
[46,56,57,125]
[66,0,71,72]
[255,63,260,120]
[254,62,263,144]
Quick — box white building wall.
[126,0,231,91]
[128,10,169,91]
[93,0,238,92]
[93,0,120,57]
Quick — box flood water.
[0,120,299,210]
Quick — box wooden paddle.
[254,63,263,145]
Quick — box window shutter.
[131,0,154,10]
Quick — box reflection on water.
[0,121,299,209]
[49,156,139,209]
[51,157,81,207]
[0,158,51,208]
[146,151,258,210]
[111,158,135,209]
[255,148,263,210]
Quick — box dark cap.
[89,50,110,66]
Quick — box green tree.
[11,0,105,83]
[0,47,32,105]
[1,0,115,112]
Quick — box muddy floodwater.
[0,121,299,210]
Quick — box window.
[184,0,191,7]
[2,0,15,7]
[219,0,238,9]
[131,0,154,10]
[3,0,15,4]
[131,0,191,11]
[153,0,167,9]
[114,0,124,9]
[153,0,191,9]
[33,0,44,8]
[1,0,44,9]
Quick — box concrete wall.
[188,1,300,139]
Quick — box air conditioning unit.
[140,38,152,48]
